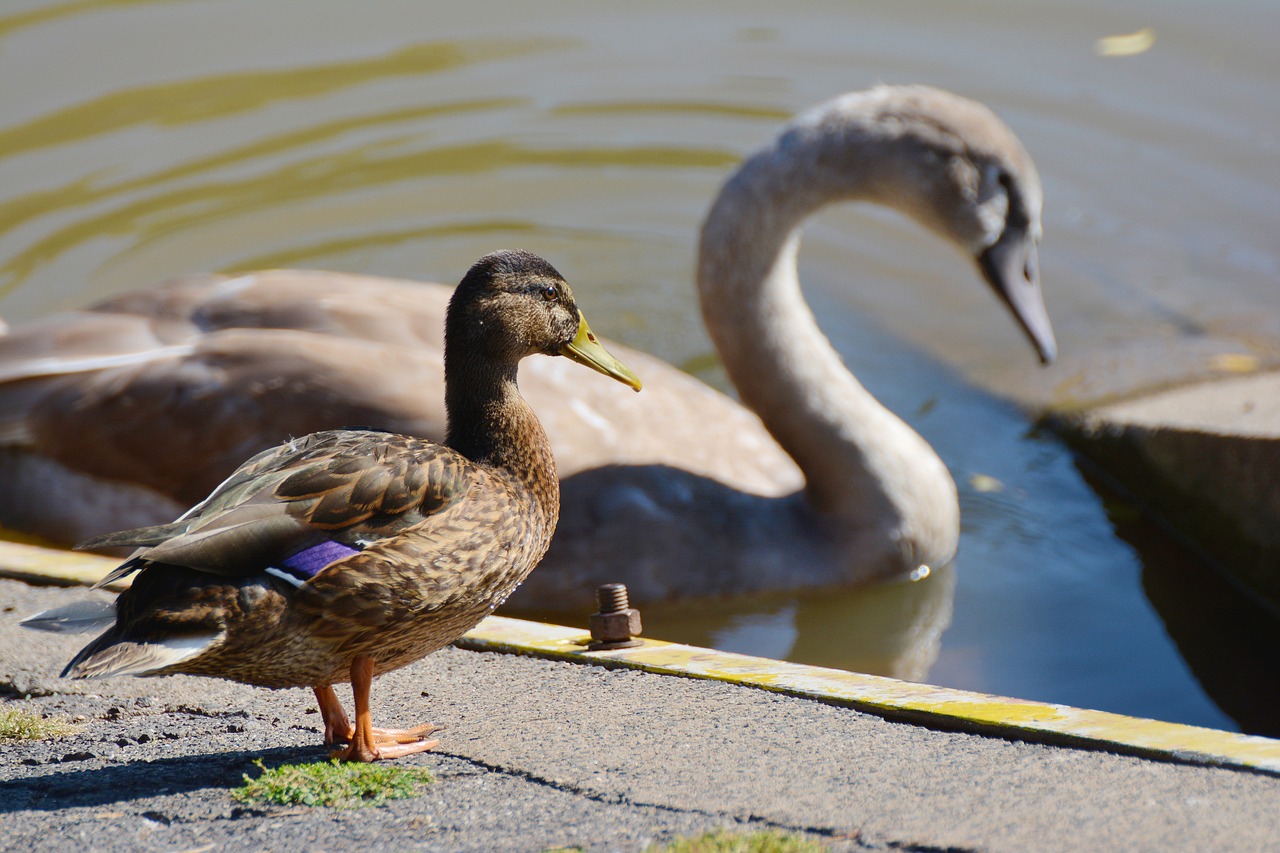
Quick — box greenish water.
[1,0,1277,734]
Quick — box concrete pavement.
[3,569,1279,852]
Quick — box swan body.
[0,85,1053,609]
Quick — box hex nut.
[589,608,642,643]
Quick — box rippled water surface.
[1,0,1278,734]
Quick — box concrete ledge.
[3,539,1278,777]
[1049,371,1280,610]
[459,616,1280,776]
[0,538,133,589]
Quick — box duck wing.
[81,429,471,588]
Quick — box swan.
[0,85,1054,609]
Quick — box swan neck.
[696,130,955,558]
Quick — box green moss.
[650,829,830,852]
[232,758,433,808]
[0,708,79,740]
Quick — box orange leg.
[314,683,440,749]
[330,655,441,762]
[313,685,352,745]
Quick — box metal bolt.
[597,583,629,612]
[588,583,643,651]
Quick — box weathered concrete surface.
[1050,370,1280,609]
[3,580,1279,852]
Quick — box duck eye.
[541,285,558,302]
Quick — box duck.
[21,250,642,762]
[0,85,1053,608]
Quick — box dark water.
[1,0,1277,734]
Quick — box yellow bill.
[559,312,642,391]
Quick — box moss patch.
[0,708,79,741]
[232,758,433,808]
[650,829,830,852]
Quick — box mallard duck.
[0,85,1052,606]
[22,250,641,762]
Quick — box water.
[1,0,1277,734]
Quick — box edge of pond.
[3,539,1277,777]
[1045,369,1280,613]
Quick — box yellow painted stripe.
[0,539,129,589]
[457,616,1280,775]
[3,539,1277,775]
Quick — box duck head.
[446,249,642,389]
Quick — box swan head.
[795,86,1058,363]
[918,130,1057,366]
[973,174,1056,365]
[890,87,1056,364]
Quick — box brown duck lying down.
[23,251,642,762]
[0,86,1054,608]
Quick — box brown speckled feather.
[66,427,556,687]
[53,251,639,703]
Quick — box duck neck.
[444,358,559,523]
[696,112,957,565]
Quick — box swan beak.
[560,311,643,391]
[978,233,1057,364]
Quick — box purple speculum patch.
[271,539,361,584]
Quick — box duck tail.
[20,599,116,634]
[23,598,219,679]
[60,627,218,680]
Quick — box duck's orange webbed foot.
[333,723,442,762]
[317,657,443,762]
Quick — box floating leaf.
[1095,28,1156,57]
[969,473,1004,494]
